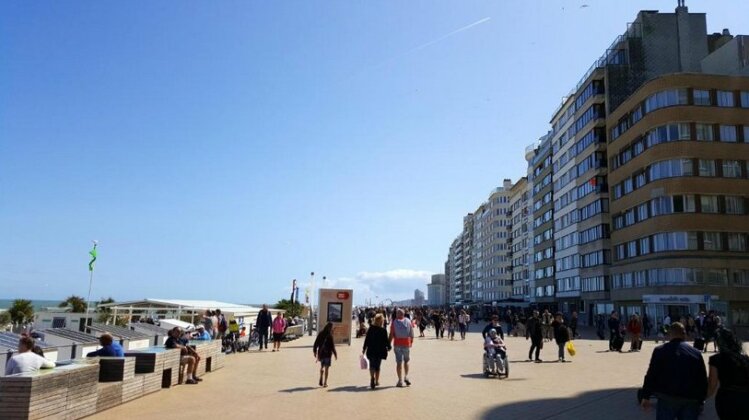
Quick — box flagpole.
[85,240,98,327]
[86,269,94,318]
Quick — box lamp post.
[308,272,315,336]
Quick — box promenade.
[89,328,719,420]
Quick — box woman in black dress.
[707,328,749,419]
[362,313,390,389]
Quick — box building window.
[728,233,747,252]
[745,126,749,143]
[725,196,746,215]
[693,89,711,106]
[700,195,719,213]
[741,91,749,108]
[717,90,735,107]
[640,237,651,255]
[723,160,744,178]
[703,232,723,251]
[699,159,716,177]
[696,123,714,141]
[720,125,738,142]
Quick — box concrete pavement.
[88,328,720,420]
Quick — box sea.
[0,299,65,311]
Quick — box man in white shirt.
[5,336,55,375]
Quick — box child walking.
[313,322,338,387]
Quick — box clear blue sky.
[1,1,747,305]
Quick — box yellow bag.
[566,340,576,357]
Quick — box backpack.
[218,316,228,332]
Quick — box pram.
[483,347,509,378]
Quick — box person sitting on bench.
[165,327,202,385]
[5,336,55,375]
[87,333,124,357]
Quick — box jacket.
[642,339,707,402]
[526,317,543,340]
[256,309,273,330]
[362,325,390,360]
[313,333,337,360]
[552,320,570,344]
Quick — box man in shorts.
[389,308,414,387]
[165,327,202,384]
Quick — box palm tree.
[59,295,87,313]
[97,297,115,323]
[8,299,34,325]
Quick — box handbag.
[359,354,369,370]
[566,341,576,357]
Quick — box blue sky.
[1,1,747,305]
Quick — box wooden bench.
[123,347,181,388]
[0,360,99,420]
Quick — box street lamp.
[308,272,315,336]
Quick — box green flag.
[89,243,97,272]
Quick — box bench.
[283,325,304,341]
[0,360,99,420]
[123,347,181,388]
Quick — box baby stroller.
[483,347,509,379]
[355,321,367,338]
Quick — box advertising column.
[318,288,353,345]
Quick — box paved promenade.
[89,328,720,420]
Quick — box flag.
[290,279,297,304]
[88,243,97,272]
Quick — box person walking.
[458,310,469,340]
[703,312,719,353]
[540,309,553,341]
[431,311,443,339]
[707,328,749,420]
[313,322,337,388]
[390,309,414,387]
[272,311,287,352]
[608,311,622,352]
[526,310,543,363]
[569,311,579,339]
[256,304,273,351]
[628,314,642,352]
[551,312,570,363]
[362,314,390,390]
[482,315,505,340]
[640,322,707,419]
[642,313,652,338]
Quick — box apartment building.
[607,73,749,334]
[510,177,531,301]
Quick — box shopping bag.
[359,354,369,370]
[566,341,576,357]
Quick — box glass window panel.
[693,89,711,106]
[725,196,746,215]
[723,160,743,178]
[720,125,738,142]
[699,160,716,177]
[703,232,723,251]
[700,195,719,213]
[696,124,714,141]
[717,91,735,107]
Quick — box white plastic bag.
[359,354,369,370]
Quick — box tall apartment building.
[607,73,749,332]
[510,177,531,300]
[473,180,514,303]
[527,134,555,305]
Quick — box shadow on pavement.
[326,385,372,393]
[460,373,525,381]
[279,386,318,393]
[481,387,720,420]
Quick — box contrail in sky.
[405,16,491,54]
[342,16,492,82]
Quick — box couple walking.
[361,309,414,389]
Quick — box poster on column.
[317,288,353,345]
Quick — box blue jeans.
[656,397,700,420]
